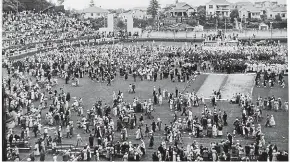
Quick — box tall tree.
[89,0,95,7]
[147,0,160,19]
[230,9,239,22]
[196,6,206,25]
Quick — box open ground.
[9,69,288,161]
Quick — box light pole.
[174,29,176,42]
[243,15,247,38]
[270,22,273,40]
[224,17,226,33]
[215,14,218,31]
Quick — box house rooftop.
[240,5,261,12]
[206,0,231,5]
[271,6,287,12]
[235,1,253,6]
[82,6,109,13]
[132,7,147,11]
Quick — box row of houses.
[206,0,287,20]
[80,6,150,20]
[80,0,287,20]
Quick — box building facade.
[239,6,262,19]
[165,2,196,17]
[266,6,287,20]
[206,0,231,17]
[238,1,286,20]
[82,6,109,19]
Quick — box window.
[282,13,285,17]
[209,5,213,9]
[91,13,94,16]
[270,14,272,17]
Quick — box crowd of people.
[2,9,288,162]
[2,11,98,48]
[3,39,288,161]
[150,87,289,161]
[2,11,143,58]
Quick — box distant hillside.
[3,0,55,12]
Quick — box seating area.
[2,11,101,57]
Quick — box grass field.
[10,70,288,161]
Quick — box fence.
[141,29,287,39]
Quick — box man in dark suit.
[40,150,45,161]
[227,132,233,147]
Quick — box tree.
[3,0,20,12]
[3,0,54,12]
[275,14,282,21]
[260,14,267,21]
[190,12,197,18]
[89,0,95,7]
[89,17,105,30]
[133,18,149,28]
[196,6,206,25]
[147,0,160,19]
[230,9,239,22]
[116,20,126,30]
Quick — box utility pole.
[157,14,160,31]
[225,18,226,33]
[270,22,273,40]
[215,14,218,31]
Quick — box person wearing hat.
[39,150,45,161]
[269,115,276,127]
[151,121,156,132]
[53,154,57,162]
[89,134,94,148]
[284,101,288,112]
[76,134,83,147]
[123,152,128,161]
[94,149,99,161]
[149,132,154,149]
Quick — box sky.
[50,0,287,10]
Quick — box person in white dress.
[172,150,177,162]
[113,106,118,116]
[269,115,276,127]
[136,127,142,140]
[31,91,35,101]
[34,143,40,156]
[284,101,288,112]
[212,124,217,137]
[53,155,57,162]
[188,110,193,121]
[158,94,163,105]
